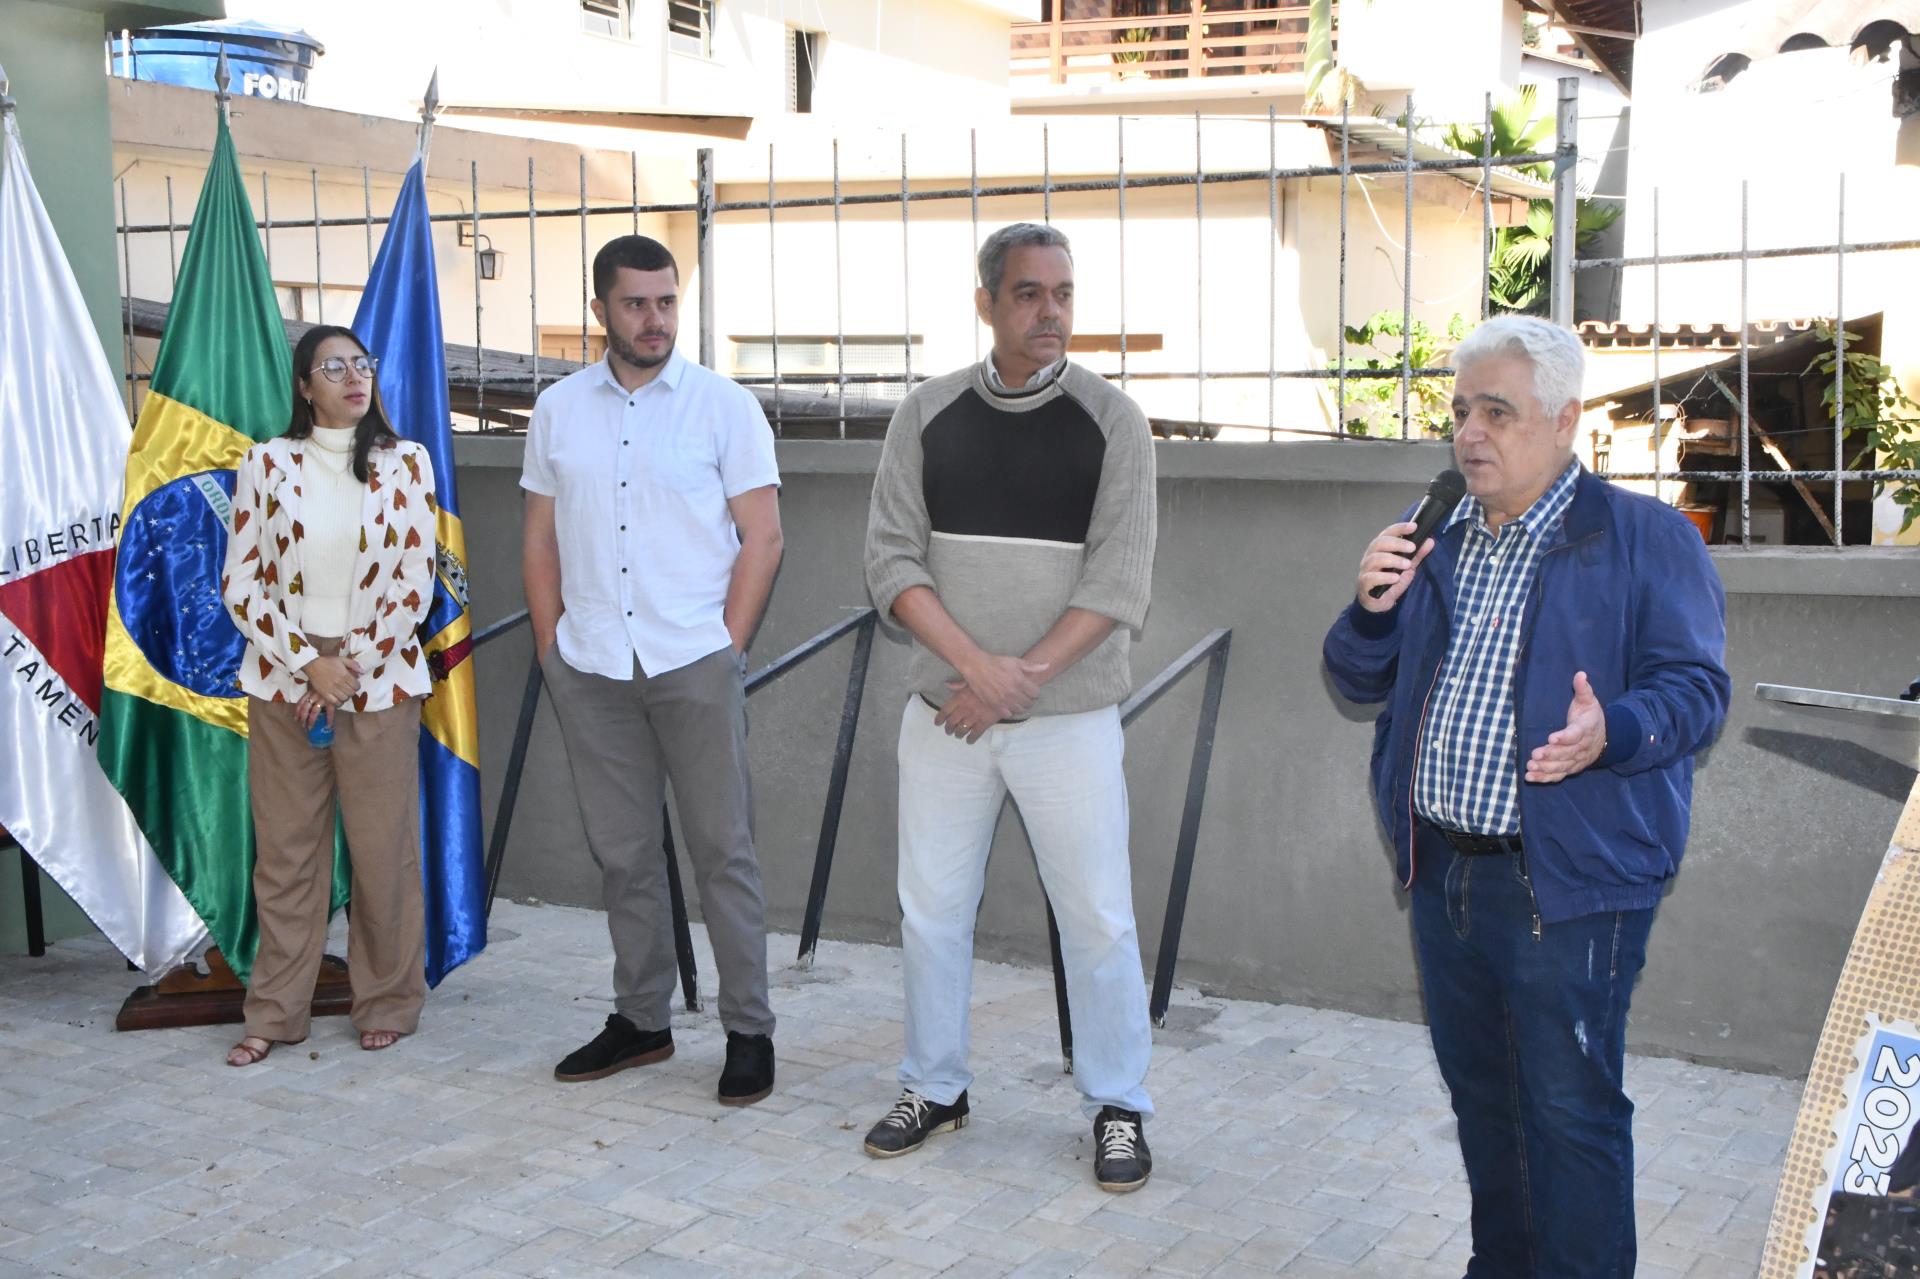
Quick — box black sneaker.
[718,1032,774,1107]
[553,1014,674,1082]
[863,1089,969,1158]
[1093,1105,1152,1192]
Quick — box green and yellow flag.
[98,112,346,979]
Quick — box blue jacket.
[1321,468,1731,923]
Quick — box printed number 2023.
[1844,1045,1920,1195]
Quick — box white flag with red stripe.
[0,101,206,972]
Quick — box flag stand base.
[114,947,352,1031]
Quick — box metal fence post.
[660,807,702,1012]
[119,180,135,417]
[528,158,540,395]
[1149,633,1231,1025]
[1399,96,1414,437]
[1550,75,1579,327]
[697,147,716,369]
[1046,898,1073,1074]
[795,614,876,967]
[311,168,324,325]
[578,156,590,364]
[1834,174,1847,547]
[483,654,546,916]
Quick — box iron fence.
[115,88,1566,445]
[111,73,1920,546]
[1574,181,1920,547]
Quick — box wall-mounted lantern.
[457,223,502,281]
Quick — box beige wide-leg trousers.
[242,639,426,1042]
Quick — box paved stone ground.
[0,900,1800,1278]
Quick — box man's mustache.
[1026,324,1065,340]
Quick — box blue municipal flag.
[353,159,486,986]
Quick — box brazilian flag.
[98,112,347,980]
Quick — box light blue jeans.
[894,698,1154,1119]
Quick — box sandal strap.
[226,1038,272,1065]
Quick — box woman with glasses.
[219,324,439,1067]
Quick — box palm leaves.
[1445,88,1620,315]
[1441,84,1552,180]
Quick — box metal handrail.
[470,607,1229,1052]
[471,607,879,1008]
[1043,627,1234,1072]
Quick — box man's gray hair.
[977,222,1072,299]
[1451,315,1586,419]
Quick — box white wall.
[219,0,1023,128]
[109,48,1493,439]
[1341,0,1525,123]
[111,147,675,414]
[1520,52,1629,321]
[1619,0,1920,544]
[1621,0,1912,326]
[706,115,1490,435]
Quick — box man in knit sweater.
[862,223,1159,1192]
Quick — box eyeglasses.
[311,355,379,382]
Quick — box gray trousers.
[541,644,774,1037]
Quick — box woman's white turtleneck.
[299,425,364,638]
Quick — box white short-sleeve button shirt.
[520,350,780,679]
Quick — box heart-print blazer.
[219,434,439,711]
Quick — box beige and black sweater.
[864,359,1157,717]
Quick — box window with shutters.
[580,0,629,39]
[668,0,715,57]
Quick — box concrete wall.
[456,434,1920,1077]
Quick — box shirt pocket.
[637,430,719,497]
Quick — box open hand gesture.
[1525,671,1606,784]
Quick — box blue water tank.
[114,19,325,105]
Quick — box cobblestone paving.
[0,900,1801,1277]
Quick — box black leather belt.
[1430,825,1524,857]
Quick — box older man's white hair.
[1451,315,1586,420]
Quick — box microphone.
[1367,468,1466,599]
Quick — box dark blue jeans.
[1411,825,1655,1279]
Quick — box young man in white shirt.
[521,235,784,1105]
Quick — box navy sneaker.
[1093,1105,1152,1192]
[863,1089,970,1157]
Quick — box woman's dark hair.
[287,325,399,483]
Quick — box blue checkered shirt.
[1414,461,1581,835]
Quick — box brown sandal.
[226,1036,273,1067]
[359,1030,403,1051]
